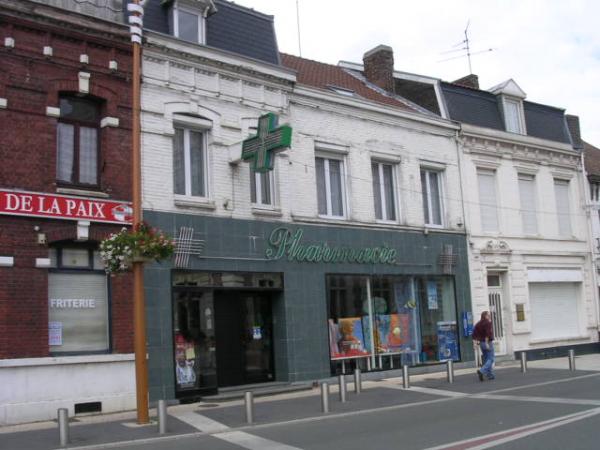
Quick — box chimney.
[363,45,395,93]
[452,74,480,89]
[566,114,584,150]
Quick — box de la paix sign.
[0,190,132,225]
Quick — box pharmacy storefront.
[143,212,474,401]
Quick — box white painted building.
[342,48,600,357]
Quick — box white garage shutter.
[529,282,580,340]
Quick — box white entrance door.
[487,273,507,355]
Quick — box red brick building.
[0,0,135,424]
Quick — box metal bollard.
[568,349,576,371]
[353,368,362,394]
[57,408,69,447]
[320,382,330,413]
[244,391,254,424]
[520,352,527,374]
[446,360,454,384]
[338,374,347,402]
[402,364,410,389]
[157,399,168,434]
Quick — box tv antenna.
[438,20,494,73]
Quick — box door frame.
[485,270,511,356]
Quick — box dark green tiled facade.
[143,210,473,401]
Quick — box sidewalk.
[1,354,598,450]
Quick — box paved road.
[3,366,600,450]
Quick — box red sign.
[0,190,132,224]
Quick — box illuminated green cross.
[241,113,292,173]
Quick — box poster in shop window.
[330,317,369,358]
[175,333,197,389]
[48,321,63,346]
[427,281,439,310]
[437,321,459,361]
[362,314,410,353]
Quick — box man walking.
[472,311,495,381]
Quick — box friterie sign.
[0,190,132,224]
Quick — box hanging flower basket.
[99,222,175,274]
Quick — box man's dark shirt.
[472,319,494,342]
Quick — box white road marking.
[169,410,230,433]
[399,386,469,398]
[218,430,304,450]
[421,407,600,450]
[474,393,600,406]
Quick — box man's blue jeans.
[480,341,495,379]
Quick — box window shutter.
[478,170,498,232]
[519,174,537,234]
[554,179,571,236]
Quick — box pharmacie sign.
[0,190,132,224]
[266,227,397,265]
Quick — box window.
[316,156,346,218]
[171,2,205,44]
[48,246,109,354]
[371,161,397,221]
[251,167,274,206]
[57,96,101,187]
[554,179,571,236]
[477,169,498,232]
[420,168,443,226]
[503,98,524,134]
[326,274,459,370]
[590,181,600,202]
[173,127,208,197]
[519,174,538,235]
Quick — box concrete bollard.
[568,349,576,371]
[320,382,330,413]
[157,399,167,434]
[520,352,527,374]
[402,364,410,389]
[338,374,347,402]
[446,360,454,384]
[57,408,69,447]
[353,368,362,394]
[244,391,254,424]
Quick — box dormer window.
[328,85,355,97]
[502,97,525,134]
[489,79,527,135]
[168,0,217,44]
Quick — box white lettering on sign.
[50,298,97,308]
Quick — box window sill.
[251,206,282,217]
[0,353,135,368]
[174,197,216,210]
[56,187,109,198]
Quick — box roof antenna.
[438,20,494,73]
[296,0,302,56]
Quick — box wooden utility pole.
[129,0,149,424]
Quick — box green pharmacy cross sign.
[241,113,292,173]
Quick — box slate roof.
[439,81,572,145]
[584,140,600,179]
[129,0,279,65]
[281,54,415,112]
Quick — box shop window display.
[327,274,459,372]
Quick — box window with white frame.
[554,179,572,236]
[503,98,524,134]
[477,169,499,232]
[316,155,346,218]
[518,173,538,235]
[589,181,600,202]
[173,127,208,197]
[251,167,274,207]
[170,2,205,44]
[371,161,397,221]
[420,168,443,226]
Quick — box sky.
[233,0,600,147]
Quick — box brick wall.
[0,2,134,358]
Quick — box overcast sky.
[233,0,600,147]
